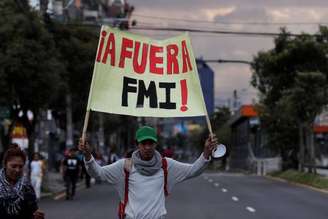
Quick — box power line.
[67,22,319,38]
[131,25,310,37]
[135,21,232,32]
[204,59,252,65]
[133,14,328,26]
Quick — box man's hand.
[33,209,44,219]
[203,134,218,160]
[78,138,92,161]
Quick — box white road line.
[208,179,213,183]
[221,188,227,192]
[214,183,219,187]
[246,206,256,213]
[232,196,239,201]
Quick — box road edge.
[265,175,328,195]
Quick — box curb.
[42,182,85,200]
[265,175,328,195]
[54,182,85,200]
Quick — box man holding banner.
[79,26,220,218]
[79,126,217,219]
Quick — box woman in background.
[0,144,44,219]
[30,153,44,200]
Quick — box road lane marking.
[221,188,227,192]
[208,179,213,183]
[232,196,239,201]
[214,183,219,187]
[204,176,208,180]
[246,206,256,213]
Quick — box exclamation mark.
[180,79,188,112]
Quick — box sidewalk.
[41,171,84,199]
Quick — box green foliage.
[251,27,328,165]
[45,21,98,129]
[211,106,232,146]
[271,169,328,189]
[188,127,207,152]
[278,72,327,123]
[0,0,63,112]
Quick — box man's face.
[68,150,75,157]
[33,153,39,160]
[5,157,24,183]
[138,139,157,161]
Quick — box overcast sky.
[129,0,328,107]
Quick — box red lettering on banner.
[97,32,194,75]
[102,32,116,66]
[181,40,193,73]
[119,37,133,68]
[166,44,179,74]
[96,30,107,62]
[133,42,149,74]
[149,45,163,75]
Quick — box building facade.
[229,105,328,173]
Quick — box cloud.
[132,1,328,14]
[214,7,271,23]
[200,7,236,21]
[130,0,328,106]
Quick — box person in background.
[95,151,105,166]
[108,145,120,164]
[22,149,30,178]
[30,153,44,200]
[94,151,105,184]
[163,145,174,158]
[81,163,91,188]
[61,148,81,200]
[0,143,44,219]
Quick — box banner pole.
[205,112,214,138]
[80,26,104,143]
[81,110,91,143]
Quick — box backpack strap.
[124,158,133,172]
[123,159,132,204]
[161,158,169,197]
[118,158,132,219]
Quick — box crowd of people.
[0,143,122,218]
[0,144,45,219]
[0,125,212,219]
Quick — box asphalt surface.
[40,173,328,219]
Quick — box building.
[196,59,214,116]
[29,0,134,28]
[229,105,328,174]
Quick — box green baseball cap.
[136,126,158,143]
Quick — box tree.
[41,19,98,149]
[251,28,328,171]
[47,21,137,149]
[0,0,63,148]
[211,106,232,147]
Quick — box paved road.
[40,173,328,219]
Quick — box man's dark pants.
[65,174,78,199]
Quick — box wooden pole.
[205,112,214,138]
[80,26,104,144]
[81,110,91,143]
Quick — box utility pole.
[66,93,73,148]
